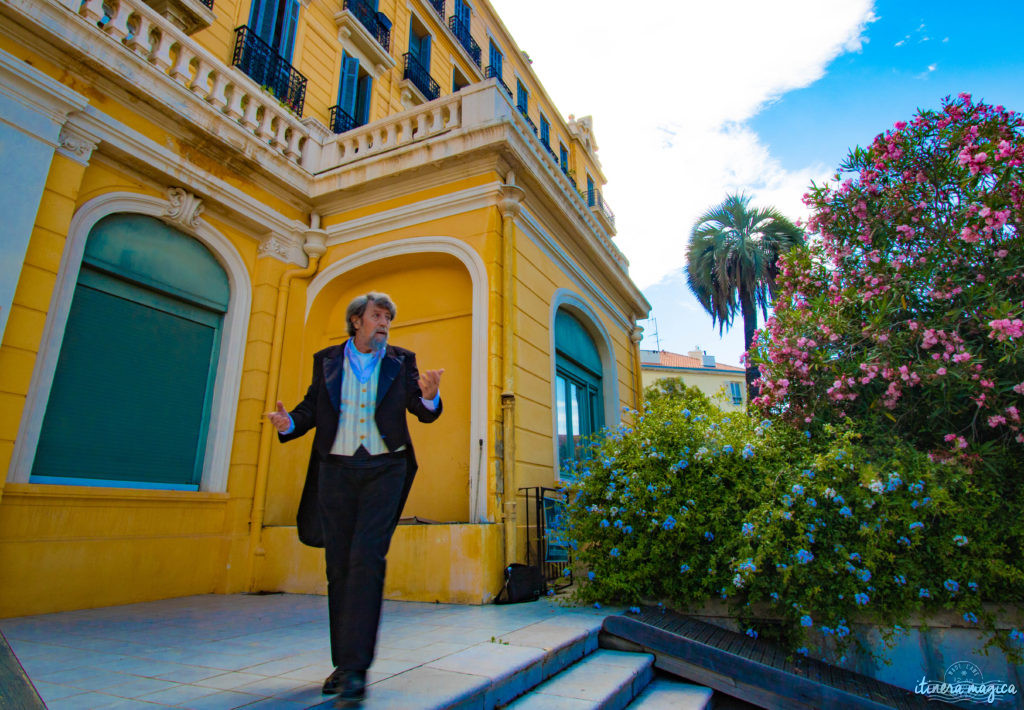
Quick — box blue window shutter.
[421,33,431,69]
[339,52,359,116]
[356,75,372,124]
[560,144,568,171]
[408,21,419,55]
[540,114,550,144]
[516,80,527,111]
[278,0,299,61]
[456,0,469,26]
[586,174,595,205]
[489,41,502,74]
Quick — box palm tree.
[685,193,804,397]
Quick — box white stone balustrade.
[62,0,311,165]
[317,91,464,169]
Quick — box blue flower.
[821,626,833,636]
[770,592,779,600]
[800,615,813,627]
[646,484,656,493]
[833,494,845,505]
[662,516,676,531]
[614,519,624,528]
[704,531,714,541]
[849,552,861,562]
[624,525,633,534]
[807,498,817,508]
[679,564,691,573]
[944,579,960,594]
[600,519,610,528]
[738,558,757,574]
[839,506,853,518]
[919,588,931,599]
[587,571,596,581]
[792,484,804,496]
[836,624,850,638]
[909,522,924,532]
[609,548,620,558]
[897,536,911,545]
[963,612,978,624]
[742,523,755,537]
[796,549,814,564]
[854,592,870,606]
[745,628,758,639]
[968,581,978,593]
[629,606,641,614]
[908,481,925,495]
[594,602,602,609]
[806,533,815,544]
[781,495,794,508]
[953,535,968,547]
[742,444,755,459]
[681,409,691,418]
[804,430,812,439]
[723,444,734,454]
[893,575,907,585]
[562,568,571,577]
[855,569,872,583]
[1010,629,1024,643]
[797,647,809,656]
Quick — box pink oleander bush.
[750,94,1024,477]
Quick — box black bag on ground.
[494,563,546,604]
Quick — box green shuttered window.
[31,214,228,490]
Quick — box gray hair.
[346,292,397,337]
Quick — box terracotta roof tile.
[643,350,745,373]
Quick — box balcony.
[485,65,511,98]
[517,105,537,136]
[428,0,445,19]
[329,105,359,134]
[343,0,391,51]
[590,189,616,230]
[403,53,440,102]
[448,15,481,67]
[231,26,307,115]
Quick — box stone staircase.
[315,613,714,709]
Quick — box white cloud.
[489,0,876,362]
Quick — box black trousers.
[318,452,407,671]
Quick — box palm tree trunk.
[740,288,759,401]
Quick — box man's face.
[351,302,392,351]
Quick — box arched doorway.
[553,307,604,480]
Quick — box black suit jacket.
[280,342,442,547]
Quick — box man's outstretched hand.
[419,369,444,400]
[266,400,291,433]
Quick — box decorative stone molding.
[142,0,214,34]
[630,325,644,345]
[334,10,397,79]
[498,182,526,221]
[164,187,204,229]
[568,114,599,155]
[56,122,101,165]
[257,236,291,261]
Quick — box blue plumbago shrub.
[562,380,1024,662]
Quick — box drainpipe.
[630,324,645,410]
[247,215,328,591]
[498,174,525,568]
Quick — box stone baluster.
[190,60,214,99]
[169,45,194,86]
[104,0,133,42]
[285,130,302,162]
[446,101,461,129]
[274,119,288,150]
[126,15,153,57]
[225,83,245,121]
[257,108,275,142]
[356,131,369,155]
[79,0,104,22]
[241,95,261,132]
[384,123,397,149]
[415,112,428,137]
[150,32,174,73]
[429,107,443,133]
[208,72,230,112]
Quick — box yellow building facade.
[640,349,747,411]
[0,0,648,616]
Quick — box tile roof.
[643,350,745,373]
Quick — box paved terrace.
[0,593,625,709]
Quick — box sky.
[488,0,1024,367]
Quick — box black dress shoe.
[322,668,366,702]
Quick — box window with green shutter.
[554,309,603,480]
[31,214,229,490]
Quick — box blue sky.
[490,1,1024,366]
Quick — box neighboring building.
[0,0,649,616]
[640,348,746,410]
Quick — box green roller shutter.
[31,215,227,489]
[554,309,604,479]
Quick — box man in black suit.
[267,292,443,705]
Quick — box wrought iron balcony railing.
[231,26,307,115]
[428,0,444,19]
[448,15,481,66]
[344,0,391,51]
[198,0,213,8]
[583,188,616,227]
[517,104,537,135]
[403,53,440,101]
[485,65,511,98]
[329,105,358,134]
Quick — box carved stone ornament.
[57,124,99,165]
[258,236,291,260]
[164,187,204,229]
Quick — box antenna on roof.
[648,317,661,351]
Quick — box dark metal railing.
[329,105,358,134]
[198,0,213,8]
[589,189,616,227]
[428,0,444,19]
[403,53,440,101]
[517,104,537,135]
[231,26,307,115]
[485,65,511,98]
[520,486,572,589]
[448,15,480,66]
[543,142,556,158]
[344,0,391,51]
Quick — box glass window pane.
[569,382,582,460]
[556,375,570,469]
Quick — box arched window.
[554,309,603,479]
[31,214,229,490]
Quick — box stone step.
[504,648,654,710]
[320,615,604,709]
[625,677,714,709]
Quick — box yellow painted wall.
[642,368,747,411]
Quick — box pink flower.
[988,415,1007,427]
[936,367,947,375]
